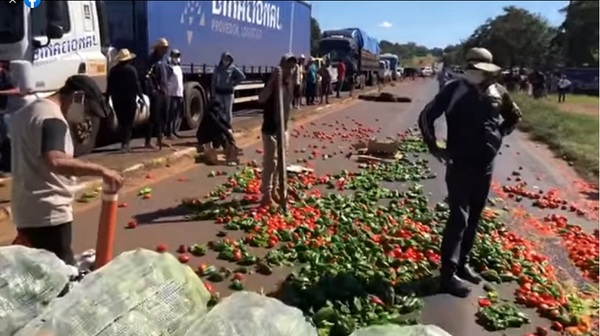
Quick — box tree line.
[310,18,443,61]
[442,2,599,69]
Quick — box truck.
[0,0,311,157]
[318,28,380,89]
[562,67,599,93]
[380,53,399,80]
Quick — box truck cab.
[0,1,116,156]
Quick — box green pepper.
[190,244,207,256]
[230,279,244,290]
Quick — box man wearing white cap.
[418,47,522,298]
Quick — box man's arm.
[232,66,246,87]
[41,119,109,177]
[417,81,458,152]
[499,90,522,136]
[126,66,144,99]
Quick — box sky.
[310,1,568,48]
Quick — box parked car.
[378,60,392,83]
[421,66,433,77]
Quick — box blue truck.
[106,0,312,130]
[318,28,380,88]
[562,68,599,93]
[0,1,311,158]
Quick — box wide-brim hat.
[115,48,136,62]
[466,47,501,73]
[171,49,181,56]
[153,38,169,49]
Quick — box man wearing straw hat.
[107,48,145,152]
[418,47,522,298]
[145,38,171,149]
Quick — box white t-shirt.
[557,78,572,89]
[169,65,184,97]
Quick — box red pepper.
[369,295,384,306]
[478,298,492,307]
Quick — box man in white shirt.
[167,49,184,138]
[557,75,572,103]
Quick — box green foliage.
[311,17,321,57]
[442,3,599,68]
[513,94,599,180]
[379,41,442,65]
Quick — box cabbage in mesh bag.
[350,324,453,336]
[184,291,318,336]
[0,246,72,336]
[16,248,212,336]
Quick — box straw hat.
[114,48,136,62]
[153,38,169,49]
[466,47,501,73]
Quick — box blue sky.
[310,1,568,48]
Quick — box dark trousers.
[336,77,344,97]
[440,162,492,275]
[113,98,137,148]
[0,138,10,172]
[17,222,76,266]
[167,96,183,137]
[305,81,317,105]
[558,88,566,102]
[146,94,169,143]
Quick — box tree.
[556,0,599,66]
[379,41,440,65]
[310,17,321,56]
[461,6,557,68]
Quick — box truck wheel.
[183,84,204,130]
[70,114,101,157]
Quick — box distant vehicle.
[562,68,599,93]
[319,28,380,89]
[378,60,391,83]
[403,67,419,79]
[380,53,400,80]
[421,66,433,77]
[0,0,312,156]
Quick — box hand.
[101,168,124,192]
[432,148,450,164]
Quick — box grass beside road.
[513,94,599,182]
[548,94,599,116]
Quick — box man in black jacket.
[146,38,171,149]
[418,47,522,297]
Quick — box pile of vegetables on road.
[178,131,598,336]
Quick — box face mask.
[464,69,486,85]
[66,93,86,123]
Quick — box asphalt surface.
[49,78,598,335]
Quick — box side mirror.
[46,24,64,39]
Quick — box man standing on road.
[418,47,522,298]
[293,55,305,108]
[336,60,346,98]
[10,75,124,265]
[106,48,145,153]
[257,53,297,206]
[145,38,171,150]
[167,49,184,138]
[557,75,572,103]
[211,52,245,125]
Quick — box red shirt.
[337,62,346,79]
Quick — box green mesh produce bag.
[350,324,453,336]
[0,246,72,335]
[183,291,318,336]
[16,249,211,336]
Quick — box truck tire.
[70,114,101,157]
[183,83,204,130]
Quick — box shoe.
[144,142,157,150]
[204,149,219,165]
[440,275,471,298]
[456,265,482,285]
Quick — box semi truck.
[0,0,311,157]
[318,28,380,89]
[380,53,399,80]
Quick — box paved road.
[11,78,600,334]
